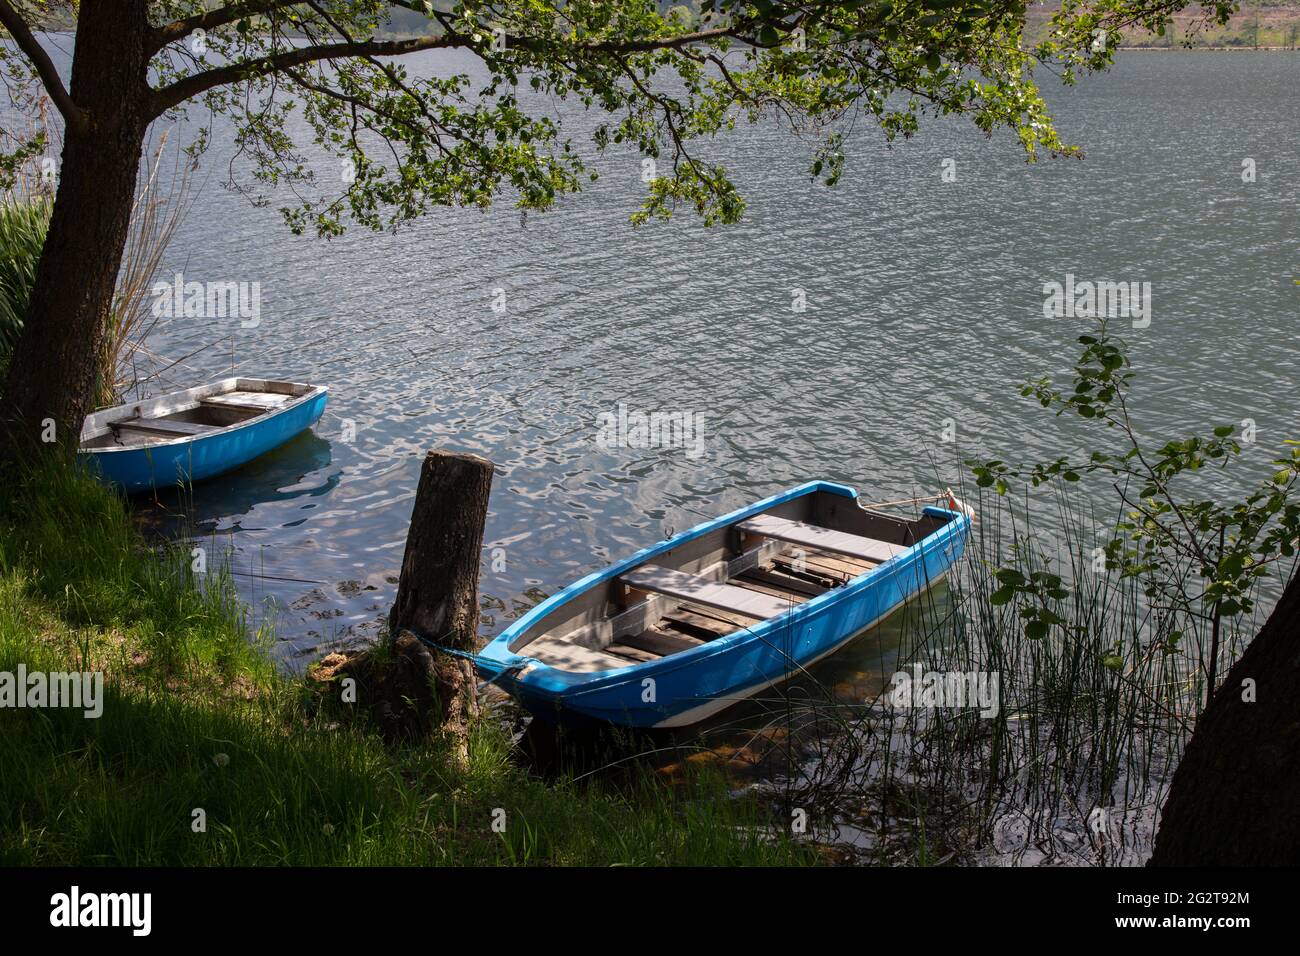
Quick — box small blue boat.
[476,481,972,728]
[79,378,328,494]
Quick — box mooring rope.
[858,493,948,509]
[859,489,976,520]
[402,630,523,691]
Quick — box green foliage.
[1037,0,1239,76]
[970,320,1300,647]
[0,2,1249,235]
[41,0,1220,234]
[0,131,45,193]
[0,197,51,370]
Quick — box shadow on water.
[511,585,951,788]
[130,431,340,539]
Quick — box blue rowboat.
[475,481,972,729]
[79,378,328,494]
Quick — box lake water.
[135,50,1298,671]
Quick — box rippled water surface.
[136,51,1298,665]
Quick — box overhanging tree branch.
[149,34,465,116]
[0,0,88,135]
[148,17,754,119]
[148,0,307,56]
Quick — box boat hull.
[478,482,969,729]
[79,389,327,494]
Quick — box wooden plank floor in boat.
[523,544,879,671]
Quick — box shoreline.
[1116,44,1298,51]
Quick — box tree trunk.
[389,449,494,763]
[0,2,152,458]
[1150,571,1300,865]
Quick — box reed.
[0,196,51,373]
[669,324,1296,864]
[0,112,192,405]
[0,98,57,375]
[105,131,195,405]
[681,476,1274,865]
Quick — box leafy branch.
[969,321,1300,696]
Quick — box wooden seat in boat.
[202,390,293,409]
[621,565,796,621]
[737,514,907,564]
[200,391,292,416]
[113,418,221,438]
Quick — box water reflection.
[133,431,341,537]
[510,582,936,784]
[128,430,373,662]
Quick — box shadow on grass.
[0,459,814,866]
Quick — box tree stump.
[388,449,494,764]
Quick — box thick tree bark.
[1150,571,1300,865]
[389,449,494,762]
[0,2,152,458]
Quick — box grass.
[0,460,813,866]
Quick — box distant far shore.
[1117,45,1299,51]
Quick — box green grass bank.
[0,462,811,866]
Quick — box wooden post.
[388,449,494,763]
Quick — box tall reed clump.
[0,197,52,374]
[0,118,191,405]
[104,131,194,406]
[716,482,1272,866]
[0,96,57,376]
[873,488,1238,865]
